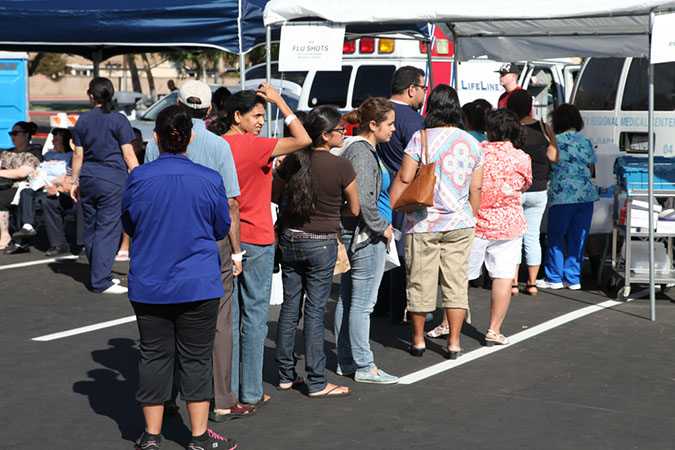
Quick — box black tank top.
[522,121,550,192]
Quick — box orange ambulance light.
[360,38,375,53]
[435,39,450,55]
[343,40,355,54]
[419,41,428,54]
[378,39,395,53]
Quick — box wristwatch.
[70,178,79,185]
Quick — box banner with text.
[651,13,675,64]
[279,25,345,72]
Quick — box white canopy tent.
[264,0,675,320]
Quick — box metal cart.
[608,185,675,300]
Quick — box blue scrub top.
[122,153,231,304]
[73,107,136,186]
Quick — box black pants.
[131,298,219,405]
[0,187,18,212]
[42,194,84,248]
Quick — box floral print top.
[476,141,532,240]
[0,149,40,187]
[404,127,484,233]
[548,130,599,206]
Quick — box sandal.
[308,385,351,399]
[511,285,520,296]
[525,284,538,296]
[426,324,449,338]
[277,376,305,391]
[485,329,510,346]
[115,250,130,262]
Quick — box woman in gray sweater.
[335,97,398,385]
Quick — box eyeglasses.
[413,84,428,92]
[329,126,346,134]
[8,131,26,137]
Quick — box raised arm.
[255,83,311,158]
[544,123,559,164]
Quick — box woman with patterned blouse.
[537,104,599,291]
[468,109,532,346]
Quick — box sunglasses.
[329,126,346,134]
[8,131,26,137]
[413,84,428,92]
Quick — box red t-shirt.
[223,133,277,245]
[497,86,523,109]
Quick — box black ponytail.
[88,77,117,114]
[155,105,192,154]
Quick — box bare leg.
[526,265,540,294]
[119,231,131,253]
[511,265,520,294]
[0,211,10,246]
[141,403,164,435]
[488,278,512,336]
[187,400,210,437]
[410,312,427,348]
[444,308,465,352]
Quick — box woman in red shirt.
[222,83,310,406]
[468,109,532,346]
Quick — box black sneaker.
[134,431,161,450]
[12,228,36,240]
[187,429,237,450]
[45,245,71,257]
[3,243,29,255]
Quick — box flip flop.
[241,394,271,408]
[308,385,351,399]
[277,376,305,391]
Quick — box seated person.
[11,128,84,256]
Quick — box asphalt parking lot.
[1,244,674,450]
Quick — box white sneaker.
[102,284,128,294]
[535,279,564,290]
[563,281,581,290]
[112,278,121,285]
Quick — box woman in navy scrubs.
[70,77,139,294]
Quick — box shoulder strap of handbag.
[420,129,428,167]
[538,120,551,143]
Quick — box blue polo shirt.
[72,107,136,186]
[122,153,231,304]
[145,118,240,198]
[376,101,425,177]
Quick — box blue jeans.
[232,242,275,403]
[545,202,594,285]
[518,190,548,266]
[335,234,387,374]
[275,234,338,394]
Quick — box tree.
[30,53,67,78]
[126,55,142,93]
[161,50,222,80]
[141,54,157,102]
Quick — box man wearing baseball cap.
[496,62,524,109]
[145,80,252,426]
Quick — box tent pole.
[93,49,102,78]
[239,52,246,88]
[452,30,458,90]
[426,38,434,88]
[648,11,656,321]
[266,25,272,138]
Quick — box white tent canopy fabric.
[263,0,675,60]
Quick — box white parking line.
[32,315,136,342]
[0,255,79,271]
[398,299,625,385]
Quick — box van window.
[246,63,308,87]
[621,58,675,111]
[308,67,353,108]
[352,65,397,107]
[573,58,624,110]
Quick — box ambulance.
[572,57,675,156]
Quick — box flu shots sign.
[279,25,345,71]
[651,13,675,64]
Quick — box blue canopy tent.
[0,0,269,87]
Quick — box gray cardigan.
[340,139,389,252]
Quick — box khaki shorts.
[404,228,475,313]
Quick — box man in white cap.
[145,80,253,423]
[496,62,524,109]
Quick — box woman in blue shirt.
[70,78,139,294]
[122,105,236,450]
[537,104,599,291]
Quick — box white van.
[572,57,675,156]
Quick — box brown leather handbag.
[393,130,437,213]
